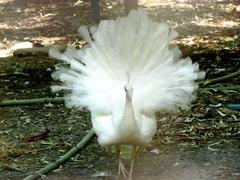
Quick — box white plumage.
[50,8,204,178]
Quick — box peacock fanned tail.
[50,8,204,114]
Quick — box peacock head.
[124,83,133,101]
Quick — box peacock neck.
[120,83,137,131]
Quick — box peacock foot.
[117,159,129,179]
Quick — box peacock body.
[50,8,204,178]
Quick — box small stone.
[150,149,160,154]
[173,162,180,166]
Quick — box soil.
[0,0,240,180]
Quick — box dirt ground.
[0,0,240,180]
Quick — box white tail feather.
[50,8,204,113]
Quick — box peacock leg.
[128,145,137,180]
[105,145,111,153]
[116,145,129,179]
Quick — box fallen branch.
[1,85,239,107]
[197,85,240,92]
[202,69,240,86]
[13,45,66,57]
[0,97,64,107]
[23,128,95,180]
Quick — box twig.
[23,128,95,180]
[0,163,23,172]
[202,69,240,86]
[0,97,64,107]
